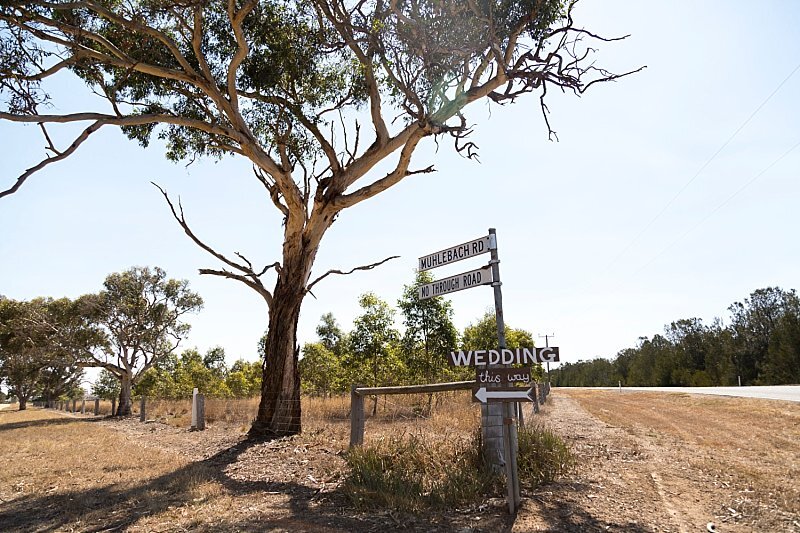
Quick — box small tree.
[0,299,43,410]
[81,266,203,415]
[92,369,121,401]
[299,342,344,396]
[350,292,401,414]
[462,311,542,380]
[398,271,459,384]
[226,359,262,398]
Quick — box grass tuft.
[516,424,574,487]
[343,423,574,512]
[343,430,498,511]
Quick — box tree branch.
[152,183,277,308]
[307,255,400,293]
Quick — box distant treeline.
[552,287,800,387]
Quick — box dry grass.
[561,389,800,524]
[0,408,219,532]
[136,391,482,441]
[0,394,503,532]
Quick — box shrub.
[343,431,497,511]
[516,424,574,487]
[344,423,574,511]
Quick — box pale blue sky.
[2,1,799,369]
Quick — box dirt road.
[514,389,799,532]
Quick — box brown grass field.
[1,390,798,532]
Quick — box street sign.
[418,265,492,300]
[448,346,560,366]
[418,235,491,271]
[476,367,532,386]
[473,386,536,403]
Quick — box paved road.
[577,385,800,402]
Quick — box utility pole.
[538,332,555,383]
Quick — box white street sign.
[418,265,492,300]
[474,386,536,403]
[448,346,560,366]
[418,235,491,271]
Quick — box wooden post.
[111,398,116,416]
[350,385,365,447]
[139,396,146,422]
[191,388,206,430]
[191,388,198,429]
[196,394,205,430]
[81,399,86,415]
[531,383,540,414]
[539,383,546,405]
[72,399,77,412]
[94,398,100,415]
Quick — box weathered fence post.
[539,383,546,405]
[349,385,365,447]
[191,388,205,430]
[94,398,100,415]
[531,384,540,415]
[111,398,116,417]
[81,399,86,415]
[139,396,146,422]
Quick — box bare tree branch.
[307,255,400,293]
[152,183,277,308]
[0,120,103,199]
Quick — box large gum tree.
[0,0,639,436]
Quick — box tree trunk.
[18,396,28,410]
[249,261,307,437]
[117,373,133,416]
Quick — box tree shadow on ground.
[0,435,397,532]
[517,480,653,533]
[0,411,118,432]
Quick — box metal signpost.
[417,228,538,514]
[418,235,491,271]
[418,265,493,300]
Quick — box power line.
[631,138,800,277]
[604,60,800,271]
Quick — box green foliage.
[349,292,402,388]
[398,271,461,383]
[298,342,344,396]
[316,313,347,356]
[461,311,534,350]
[300,278,549,393]
[0,297,90,408]
[762,310,800,384]
[92,369,121,400]
[553,287,800,387]
[132,348,263,399]
[82,266,203,412]
[461,311,543,381]
[226,359,262,398]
